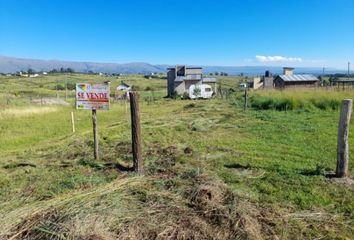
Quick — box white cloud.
[255,55,303,63]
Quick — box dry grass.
[0,171,273,240]
[0,176,141,239]
[0,106,59,119]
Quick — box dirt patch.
[330,177,354,189]
[31,98,69,106]
[146,144,179,173]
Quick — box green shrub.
[248,92,341,111]
[182,92,190,99]
[54,84,65,91]
[67,82,76,90]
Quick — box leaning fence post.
[71,111,75,133]
[129,92,143,173]
[336,99,352,177]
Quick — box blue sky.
[0,0,353,69]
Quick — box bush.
[248,94,341,111]
[310,98,340,110]
[67,82,76,90]
[55,84,65,91]
[182,92,190,99]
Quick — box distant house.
[144,72,155,79]
[116,81,131,91]
[274,67,319,89]
[115,81,131,100]
[167,65,217,97]
[19,71,28,77]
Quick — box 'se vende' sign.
[76,83,110,110]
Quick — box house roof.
[167,67,202,70]
[117,81,130,90]
[277,74,319,82]
[118,81,130,87]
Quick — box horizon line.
[0,54,348,70]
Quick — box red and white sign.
[76,83,110,110]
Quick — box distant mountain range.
[0,55,346,75]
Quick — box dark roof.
[277,74,319,82]
[167,67,202,70]
[119,81,130,87]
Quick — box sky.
[0,0,353,69]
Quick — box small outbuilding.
[115,81,131,100]
[274,67,319,89]
[116,81,131,91]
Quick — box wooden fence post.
[129,92,143,173]
[336,99,352,177]
[92,109,99,160]
[71,111,75,133]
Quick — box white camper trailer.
[189,84,214,99]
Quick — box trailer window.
[205,88,212,92]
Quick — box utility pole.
[348,62,351,80]
[321,67,325,86]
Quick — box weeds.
[245,90,347,111]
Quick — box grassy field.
[0,74,353,239]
